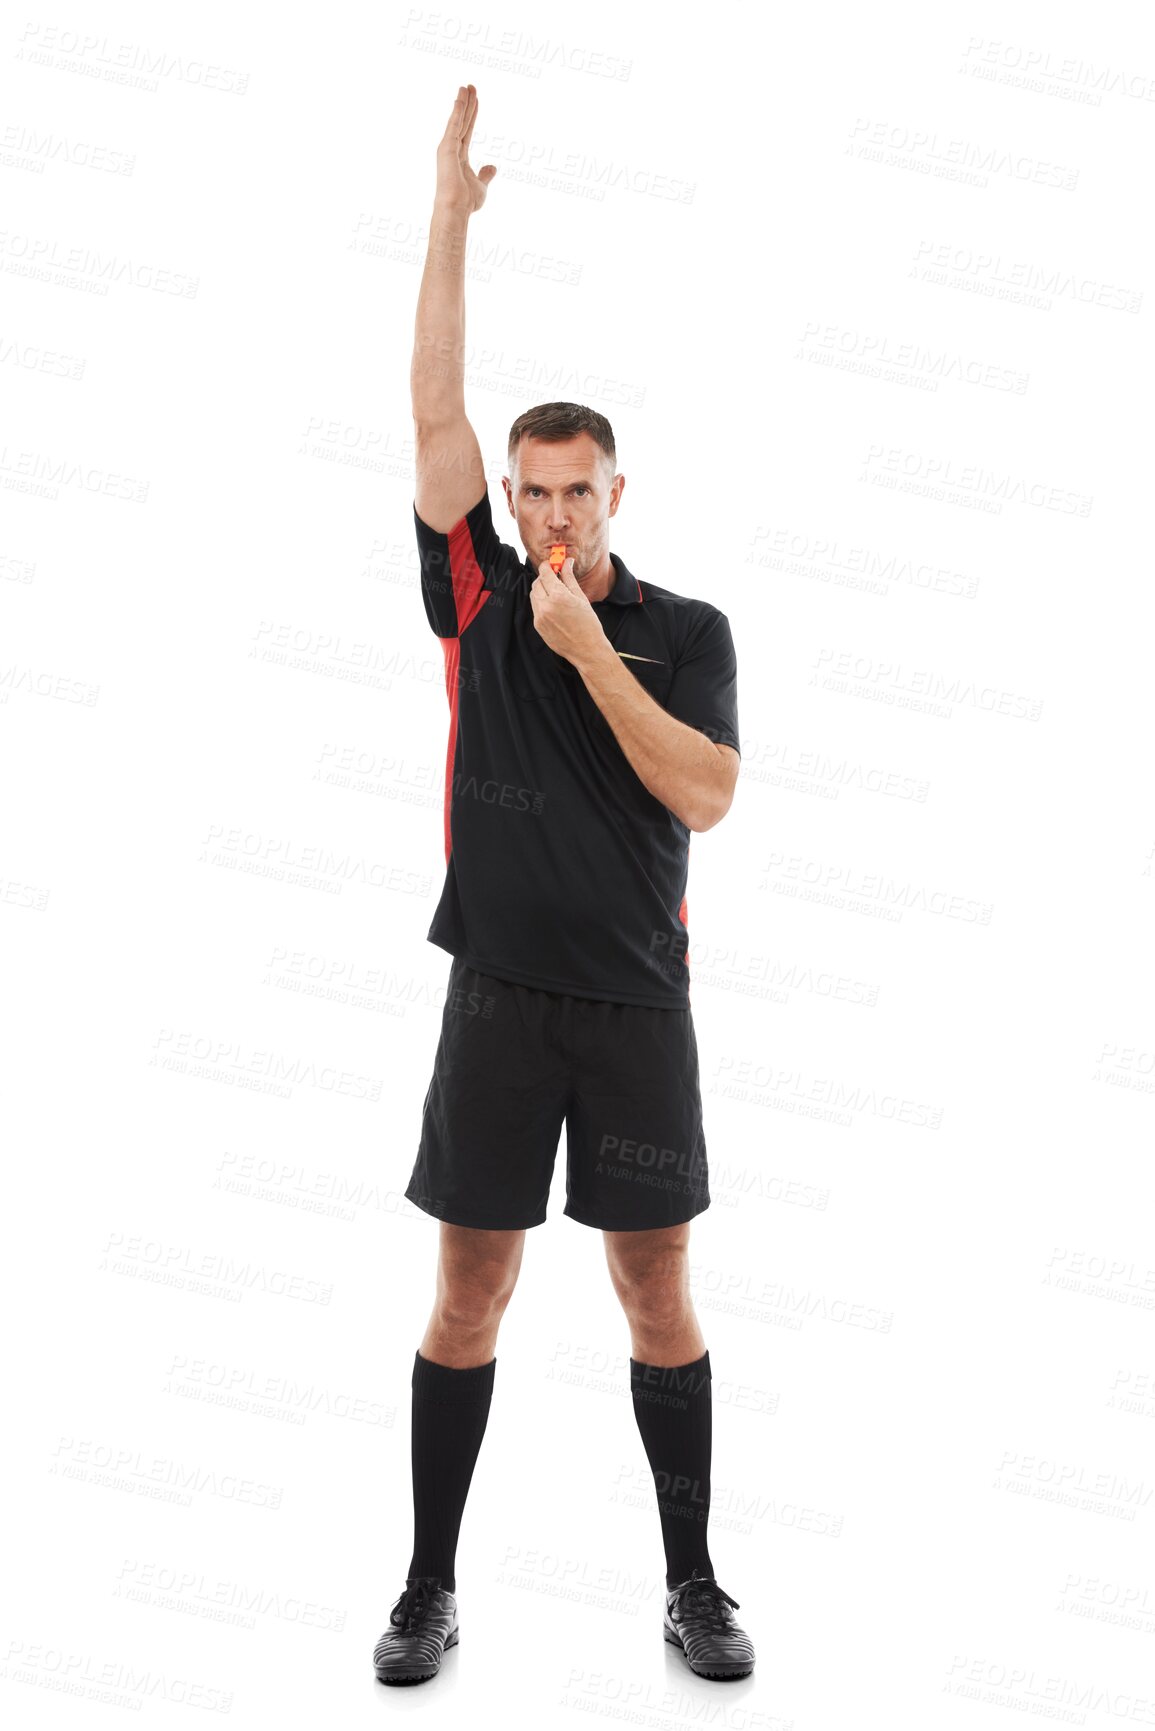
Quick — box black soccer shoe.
[372,1576,459,1685]
[663,1567,755,1680]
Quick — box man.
[372,85,754,1687]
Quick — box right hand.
[436,84,497,215]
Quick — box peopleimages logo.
[451,772,545,815]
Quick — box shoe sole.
[374,1625,459,1685]
[663,1624,753,1680]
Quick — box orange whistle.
[548,543,567,573]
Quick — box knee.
[436,1258,518,1335]
[608,1248,690,1329]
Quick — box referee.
[373,85,755,1687]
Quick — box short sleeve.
[664,607,741,755]
[415,485,517,639]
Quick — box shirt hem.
[432,940,691,1010]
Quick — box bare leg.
[419,1222,526,1365]
[602,1222,705,1365]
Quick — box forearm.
[411,203,471,423]
[575,641,730,831]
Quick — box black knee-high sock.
[630,1350,714,1588]
[406,1350,496,1593]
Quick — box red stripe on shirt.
[440,637,460,865]
[438,516,492,863]
[447,516,491,636]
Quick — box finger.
[440,87,466,146]
[462,85,478,148]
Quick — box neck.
[576,552,615,604]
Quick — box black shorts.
[404,957,711,1232]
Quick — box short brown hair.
[507,402,616,481]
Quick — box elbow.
[679,744,740,831]
[687,764,738,832]
[689,744,740,832]
[687,792,733,833]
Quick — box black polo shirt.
[414,484,740,1008]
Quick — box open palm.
[436,84,497,214]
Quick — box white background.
[3,1,1154,1725]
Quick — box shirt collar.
[522,551,641,605]
[602,554,642,605]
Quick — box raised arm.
[412,85,496,533]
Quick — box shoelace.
[389,1579,440,1634]
[675,1576,741,1629]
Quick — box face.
[502,433,624,579]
